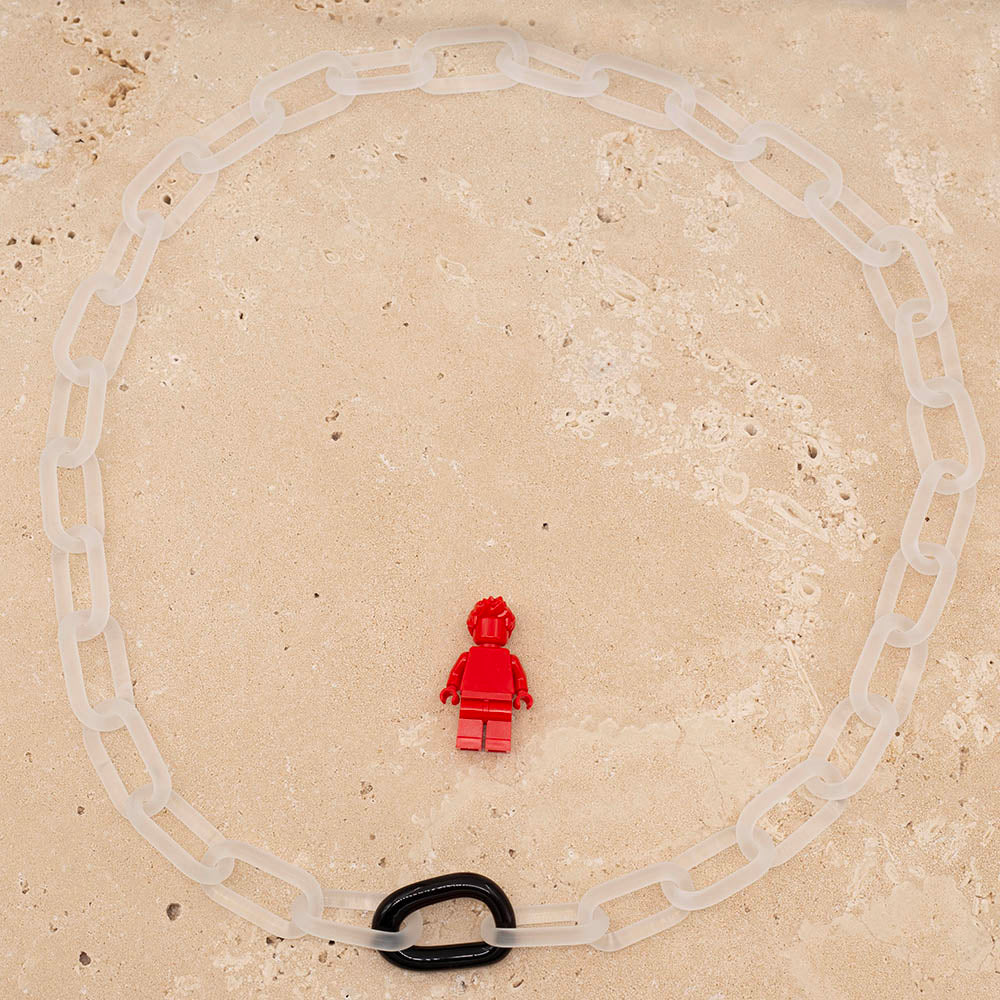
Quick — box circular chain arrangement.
[39,25,985,958]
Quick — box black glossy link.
[372,872,515,971]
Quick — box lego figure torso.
[460,644,514,699]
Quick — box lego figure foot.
[456,717,483,751]
[484,719,511,753]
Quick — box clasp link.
[373,872,515,970]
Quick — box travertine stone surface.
[3,1,999,997]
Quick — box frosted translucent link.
[182,100,287,173]
[900,459,973,574]
[57,612,133,731]
[805,695,900,801]
[894,299,960,407]
[580,52,696,130]
[661,826,776,910]
[863,225,948,337]
[45,358,107,468]
[495,40,610,99]
[52,273,137,386]
[906,381,985,496]
[121,136,218,239]
[327,48,435,97]
[576,861,693,950]
[124,787,235,885]
[664,88,767,162]
[39,25,984,954]
[410,26,527,94]
[95,212,165,306]
[200,840,324,939]
[874,543,958,648]
[736,758,848,866]
[804,182,901,268]
[848,613,928,727]
[52,527,110,642]
[734,121,844,218]
[250,52,356,132]
[83,698,172,815]
[40,440,103,553]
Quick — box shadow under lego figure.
[439,596,532,752]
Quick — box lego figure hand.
[439,685,459,705]
[513,690,533,710]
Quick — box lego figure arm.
[511,654,532,709]
[439,651,468,705]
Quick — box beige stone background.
[2,0,1000,997]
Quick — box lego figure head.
[467,596,515,646]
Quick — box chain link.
[124,786,236,885]
[495,39,610,99]
[804,182,901,268]
[328,47,435,97]
[664,88,767,162]
[52,274,137,387]
[863,225,949,338]
[900,459,975,574]
[735,758,847,865]
[83,696,173,814]
[734,121,844,218]
[199,840,324,939]
[250,51,357,129]
[580,52,696,130]
[906,380,985,496]
[660,825,776,910]
[40,25,983,954]
[183,100,288,173]
[40,440,104,554]
[848,613,928,727]
[121,136,218,239]
[805,695,900,801]
[409,26,527,95]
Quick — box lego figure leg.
[456,698,486,751]
[484,700,513,753]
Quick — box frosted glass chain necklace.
[39,25,985,969]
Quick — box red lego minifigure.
[439,596,532,753]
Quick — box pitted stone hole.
[806,441,818,459]
[78,951,91,965]
[166,902,181,921]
